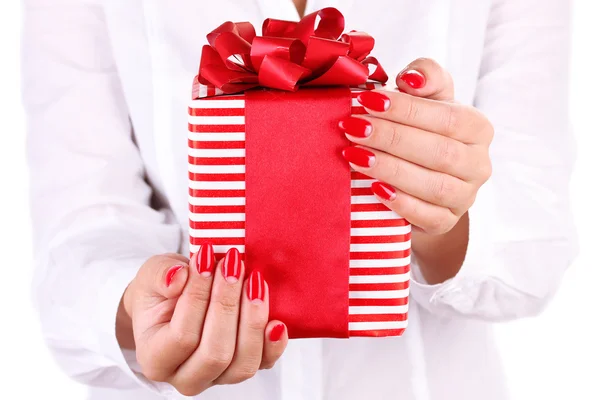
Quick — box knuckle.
[429,175,458,205]
[465,194,477,210]
[391,158,404,181]
[227,366,258,384]
[403,97,420,122]
[175,383,205,397]
[432,140,461,171]
[141,366,169,383]
[470,106,493,134]
[186,283,212,305]
[482,118,495,143]
[200,349,234,371]
[171,329,200,352]
[215,293,240,316]
[246,316,268,335]
[424,216,453,236]
[137,351,169,382]
[480,159,493,181]
[387,123,404,150]
[444,104,463,135]
[424,217,444,235]
[487,122,495,142]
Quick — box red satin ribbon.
[198,7,388,94]
[244,88,352,338]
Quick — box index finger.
[171,248,245,391]
[356,90,481,144]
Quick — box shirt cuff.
[94,257,185,397]
[408,183,556,321]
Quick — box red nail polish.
[356,91,391,112]
[165,265,184,287]
[196,243,215,276]
[269,323,285,342]
[342,146,375,168]
[222,248,242,282]
[372,181,397,201]
[338,116,373,138]
[400,69,426,89]
[247,270,265,301]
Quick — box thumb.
[122,254,190,333]
[131,253,190,307]
[124,253,190,327]
[395,58,454,101]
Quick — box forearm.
[411,212,469,284]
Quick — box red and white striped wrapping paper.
[188,85,410,337]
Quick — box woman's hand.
[341,58,493,234]
[118,245,287,396]
[339,58,493,283]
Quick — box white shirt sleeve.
[22,0,181,391]
[410,0,578,321]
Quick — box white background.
[0,1,598,399]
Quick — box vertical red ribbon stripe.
[244,88,351,338]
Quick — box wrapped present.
[188,8,410,339]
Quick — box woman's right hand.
[118,245,288,396]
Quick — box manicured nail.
[338,116,373,138]
[165,265,184,287]
[196,243,215,276]
[222,248,242,283]
[247,270,265,302]
[342,146,375,168]
[399,69,426,89]
[269,323,286,342]
[356,91,391,112]
[371,181,397,201]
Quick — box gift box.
[188,8,410,339]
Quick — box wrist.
[411,212,469,284]
[116,283,136,350]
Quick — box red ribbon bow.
[198,7,388,94]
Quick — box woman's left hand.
[340,58,493,235]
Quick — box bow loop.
[304,56,369,87]
[302,37,349,73]
[293,7,345,44]
[198,7,388,95]
[250,37,306,71]
[342,31,375,62]
[363,56,389,83]
[258,56,312,92]
[213,31,253,72]
[262,18,298,38]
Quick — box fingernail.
[399,69,426,89]
[222,248,242,283]
[269,323,285,342]
[247,270,265,302]
[165,265,184,287]
[338,116,373,138]
[196,243,215,276]
[356,91,391,112]
[371,181,397,201]
[342,146,375,168]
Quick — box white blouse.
[22,0,577,399]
